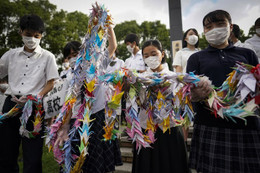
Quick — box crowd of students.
[0,8,259,173]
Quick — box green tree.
[114,20,170,62]
[247,25,255,38]
[198,33,208,50]
[0,0,89,66]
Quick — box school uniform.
[172,47,199,73]
[124,50,146,71]
[245,34,260,62]
[106,57,124,73]
[187,44,260,173]
[0,45,59,173]
[132,66,189,173]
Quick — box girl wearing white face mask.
[172,28,199,73]
[132,39,212,173]
[187,10,260,173]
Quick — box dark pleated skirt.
[189,124,260,173]
[82,109,122,173]
[132,126,189,173]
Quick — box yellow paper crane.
[85,79,96,93]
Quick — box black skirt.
[81,109,122,173]
[189,124,260,173]
[132,126,189,173]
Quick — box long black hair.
[63,41,81,59]
[142,39,166,64]
[183,28,199,48]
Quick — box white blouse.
[172,48,199,73]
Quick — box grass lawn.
[18,145,60,173]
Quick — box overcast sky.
[48,0,260,35]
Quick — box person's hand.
[54,124,70,147]
[190,76,213,102]
[11,95,28,106]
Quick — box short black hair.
[255,17,260,28]
[63,41,81,58]
[142,39,166,64]
[124,33,139,46]
[19,14,45,33]
[183,28,199,48]
[203,10,232,26]
[232,24,240,38]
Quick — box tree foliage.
[0,0,88,60]
[114,20,170,61]
[1,0,256,67]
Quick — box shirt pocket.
[30,61,46,79]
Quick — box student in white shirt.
[172,28,200,73]
[106,49,125,73]
[124,33,146,72]
[230,24,255,51]
[132,39,211,173]
[0,77,8,113]
[245,18,260,62]
[0,14,59,173]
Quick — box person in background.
[106,49,124,73]
[60,41,81,81]
[172,28,200,144]
[0,76,8,113]
[0,14,59,173]
[172,28,200,73]
[187,10,260,173]
[229,24,255,51]
[60,57,70,79]
[245,17,260,62]
[124,33,146,72]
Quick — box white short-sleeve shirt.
[172,48,199,73]
[234,40,256,52]
[245,34,260,62]
[124,50,145,71]
[0,45,59,96]
[106,57,125,73]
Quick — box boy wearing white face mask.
[0,14,59,173]
[172,28,200,73]
[187,10,260,173]
[245,18,260,62]
[124,33,146,72]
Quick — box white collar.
[19,45,42,56]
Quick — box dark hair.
[124,33,139,46]
[232,24,240,38]
[255,17,260,28]
[63,41,81,58]
[19,14,45,33]
[142,39,166,64]
[203,10,232,26]
[183,28,199,48]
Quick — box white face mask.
[22,36,41,50]
[69,57,77,68]
[62,62,70,69]
[205,25,230,46]
[144,56,161,70]
[187,35,198,45]
[127,45,134,54]
[256,28,260,35]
